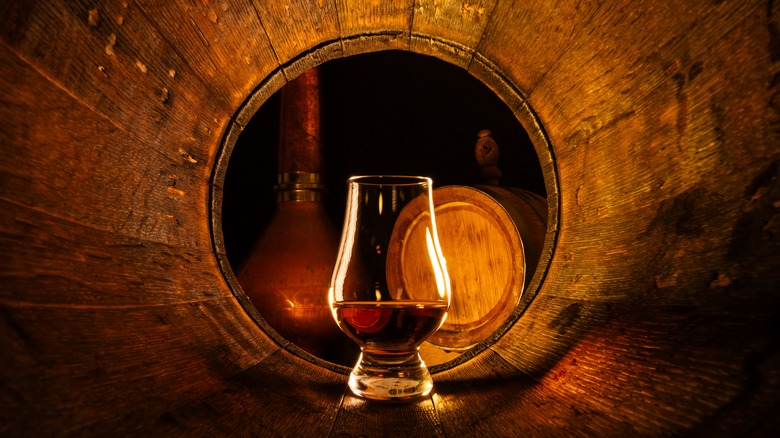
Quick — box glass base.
[348,351,433,402]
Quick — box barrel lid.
[387,185,540,352]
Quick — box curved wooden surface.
[387,185,547,352]
[1,0,778,436]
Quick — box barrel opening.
[212,47,558,371]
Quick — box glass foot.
[348,352,433,402]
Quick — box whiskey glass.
[329,176,451,401]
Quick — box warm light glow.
[425,187,450,302]
[378,191,383,216]
[426,226,449,300]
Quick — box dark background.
[221,50,545,269]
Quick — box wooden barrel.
[1,1,778,436]
[389,185,547,352]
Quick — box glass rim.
[347,175,432,186]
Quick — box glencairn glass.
[329,176,451,401]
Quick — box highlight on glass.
[329,175,451,402]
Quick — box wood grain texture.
[411,0,497,67]
[0,52,212,252]
[0,0,229,177]
[134,0,278,106]
[1,275,276,434]
[0,199,222,306]
[337,0,413,54]
[476,0,604,92]
[1,0,778,435]
[489,0,780,434]
[330,393,444,437]
[251,0,341,68]
[145,350,347,435]
[435,349,599,436]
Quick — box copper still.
[236,68,347,357]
